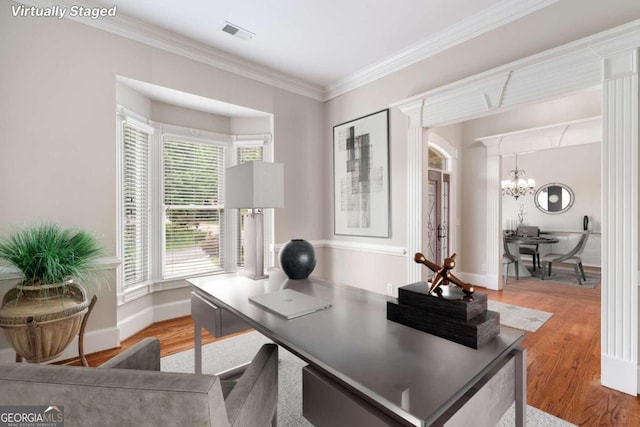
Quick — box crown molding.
[324,0,559,100]
[392,98,423,128]
[21,0,637,104]
[17,0,325,101]
[16,0,560,102]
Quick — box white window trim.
[150,129,163,283]
[116,106,274,301]
[153,121,235,145]
[116,106,155,295]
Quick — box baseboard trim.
[118,306,154,342]
[0,298,191,362]
[118,298,190,341]
[0,326,120,364]
[153,299,191,323]
[458,272,500,290]
[602,354,638,395]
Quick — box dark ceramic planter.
[279,239,316,279]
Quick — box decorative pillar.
[599,47,639,395]
[398,100,424,284]
[485,154,502,290]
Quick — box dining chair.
[516,225,541,271]
[541,231,591,285]
[503,234,519,284]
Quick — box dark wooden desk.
[189,271,526,426]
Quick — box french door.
[425,170,450,265]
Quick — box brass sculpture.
[414,252,475,296]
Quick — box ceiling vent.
[221,21,255,40]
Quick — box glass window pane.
[163,138,225,278]
[428,148,446,170]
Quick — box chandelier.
[501,154,535,199]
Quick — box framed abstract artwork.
[333,109,390,237]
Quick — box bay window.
[117,107,269,293]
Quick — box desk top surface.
[189,271,524,426]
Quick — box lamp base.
[243,212,266,280]
[242,272,269,280]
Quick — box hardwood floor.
[484,277,640,427]
[79,275,640,426]
[77,317,251,366]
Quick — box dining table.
[505,235,559,278]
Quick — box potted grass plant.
[0,223,102,363]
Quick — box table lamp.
[225,161,284,279]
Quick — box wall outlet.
[481,263,487,272]
[386,283,395,295]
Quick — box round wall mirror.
[534,183,575,214]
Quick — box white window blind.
[237,145,264,163]
[236,145,264,267]
[122,122,151,287]
[163,137,225,278]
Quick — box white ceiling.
[89,0,558,95]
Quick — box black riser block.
[387,301,500,349]
[398,282,487,322]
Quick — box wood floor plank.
[73,275,640,426]
[483,277,640,427]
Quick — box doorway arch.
[395,24,639,395]
[423,135,458,279]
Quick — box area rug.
[488,300,553,332]
[161,331,574,426]
[526,266,600,288]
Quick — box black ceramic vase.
[279,239,316,280]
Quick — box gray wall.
[0,7,324,355]
[1,0,639,355]
[321,1,636,291]
[501,144,601,233]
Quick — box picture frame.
[333,109,390,237]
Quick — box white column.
[599,47,639,395]
[398,100,424,284]
[485,154,502,290]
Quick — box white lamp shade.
[225,161,284,209]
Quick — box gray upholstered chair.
[0,338,278,427]
[541,231,591,285]
[503,234,519,284]
[516,225,541,271]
